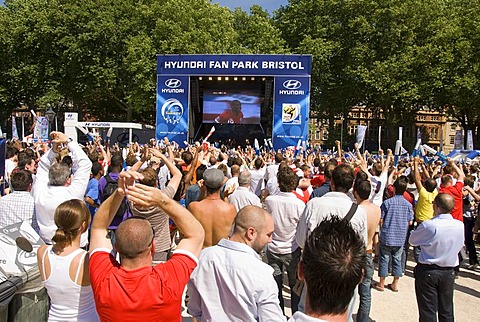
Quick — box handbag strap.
[344,203,358,222]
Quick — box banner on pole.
[398,127,403,141]
[356,125,368,149]
[33,116,49,141]
[156,76,190,147]
[12,116,19,140]
[272,76,310,149]
[454,130,464,150]
[378,126,382,151]
[467,130,474,150]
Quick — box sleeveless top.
[41,246,99,322]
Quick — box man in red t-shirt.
[439,159,465,222]
[88,170,204,321]
[215,100,244,124]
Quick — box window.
[450,136,455,145]
[322,129,329,140]
[315,131,321,140]
[430,127,439,140]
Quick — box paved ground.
[182,252,480,321]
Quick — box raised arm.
[150,147,182,190]
[89,170,140,252]
[448,158,465,182]
[413,157,423,191]
[126,182,205,258]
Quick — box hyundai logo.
[165,79,182,89]
[283,80,302,90]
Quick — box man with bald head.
[88,170,205,321]
[409,193,464,322]
[188,205,286,321]
[228,170,261,212]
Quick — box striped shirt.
[380,195,414,246]
[0,191,36,227]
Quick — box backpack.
[101,174,129,220]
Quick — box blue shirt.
[409,213,464,267]
[85,177,100,216]
[380,195,414,246]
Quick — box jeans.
[414,264,455,322]
[266,248,301,314]
[464,216,479,265]
[378,244,403,277]
[357,253,374,322]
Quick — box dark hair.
[196,164,207,181]
[254,158,263,170]
[424,178,437,193]
[17,151,33,169]
[324,162,336,180]
[110,153,124,171]
[277,167,299,192]
[182,151,193,165]
[6,146,18,159]
[89,150,99,163]
[331,164,354,193]
[393,176,408,195]
[274,153,284,164]
[125,154,137,167]
[354,178,371,201]
[10,169,33,191]
[52,200,90,254]
[302,216,365,315]
[91,162,103,176]
[61,155,73,168]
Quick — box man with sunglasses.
[88,170,204,321]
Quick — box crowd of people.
[1,132,479,321]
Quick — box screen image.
[202,90,262,124]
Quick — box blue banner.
[156,76,189,146]
[157,54,312,76]
[272,76,310,149]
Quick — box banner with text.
[33,116,49,141]
[156,76,189,146]
[158,54,312,76]
[273,76,310,149]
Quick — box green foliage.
[0,0,287,124]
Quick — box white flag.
[467,130,473,150]
[356,125,367,149]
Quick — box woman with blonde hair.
[37,199,99,321]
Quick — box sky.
[214,0,289,14]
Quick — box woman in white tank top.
[37,199,99,322]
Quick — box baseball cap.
[203,168,224,189]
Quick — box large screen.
[202,89,261,124]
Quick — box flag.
[34,116,49,141]
[467,130,473,150]
[356,125,367,149]
[378,125,381,151]
[254,138,260,156]
[454,130,464,150]
[106,127,113,142]
[204,126,216,142]
[12,116,19,140]
[412,139,422,157]
[294,139,302,157]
